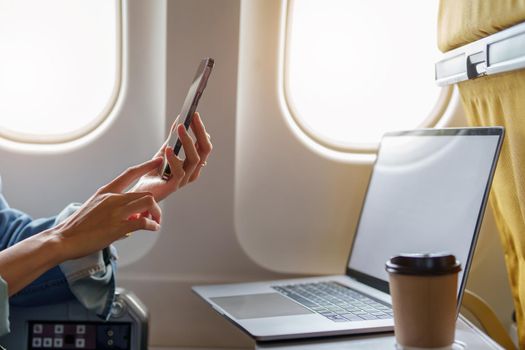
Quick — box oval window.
[284,0,446,151]
[0,0,121,143]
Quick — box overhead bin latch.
[466,51,487,79]
[435,20,525,86]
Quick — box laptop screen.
[347,128,503,295]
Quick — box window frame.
[280,0,453,154]
[0,0,123,144]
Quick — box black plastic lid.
[385,253,461,276]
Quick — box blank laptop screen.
[347,129,501,292]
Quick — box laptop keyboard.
[272,281,393,322]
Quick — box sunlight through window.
[0,0,120,143]
[285,0,443,150]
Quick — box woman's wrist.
[0,225,69,296]
[36,226,69,267]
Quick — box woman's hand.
[0,158,165,295]
[131,112,213,202]
[55,158,164,261]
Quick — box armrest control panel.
[1,288,147,350]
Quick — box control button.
[75,338,85,348]
[54,338,63,348]
[32,337,42,348]
[54,324,64,334]
[43,338,52,348]
[111,300,126,318]
[76,325,86,334]
[33,324,43,334]
[107,329,114,337]
[107,339,114,346]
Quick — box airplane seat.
[461,289,516,350]
[0,288,148,350]
[437,0,525,348]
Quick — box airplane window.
[284,0,444,151]
[0,0,120,144]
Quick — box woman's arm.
[0,227,62,296]
[0,158,164,296]
[0,113,213,297]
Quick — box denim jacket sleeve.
[0,178,117,336]
[55,203,118,320]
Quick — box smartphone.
[161,57,214,180]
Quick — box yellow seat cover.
[439,1,525,347]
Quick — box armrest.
[461,289,516,350]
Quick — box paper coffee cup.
[386,253,461,349]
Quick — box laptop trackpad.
[210,293,313,319]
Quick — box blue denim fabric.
[63,247,117,320]
[53,203,118,319]
[0,195,75,307]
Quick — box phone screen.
[161,58,214,179]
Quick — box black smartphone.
[161,57,214,180]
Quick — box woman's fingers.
[190,113,213,156]
[153,139,169,160]
[153,116,181,159]
[177,124,200,186]
[101,158,163,193]
[123,216,161,234]
[118,192,162,237]
[124,193,162,224]
[164,147,185,188]
[188,113,213,183]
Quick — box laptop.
[193,127,504,341]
